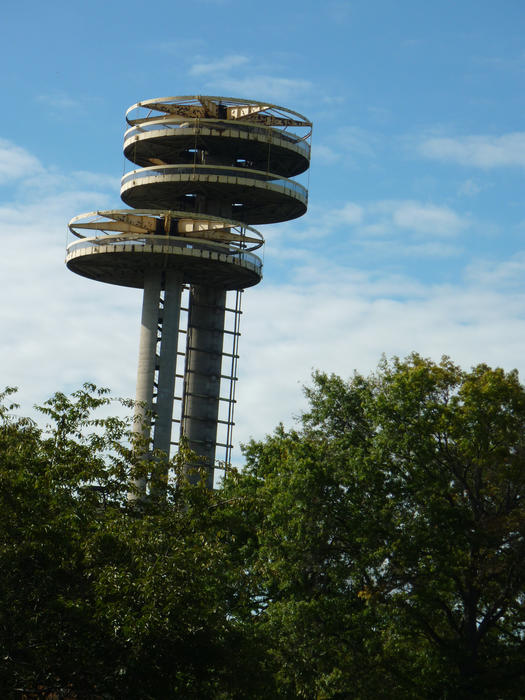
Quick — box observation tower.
[66,95,312,490]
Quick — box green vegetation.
[2,355,525,698]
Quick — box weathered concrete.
[181,285,226,488]
[131,270,162,496]
[153,269,182,456]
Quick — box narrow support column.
[130,270,162,498]
[181,285,226,488]
[153,269,182,457]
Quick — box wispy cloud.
[35,91,97,118]
[309,199,467,242]
[458,179,482,197]
[155,38,205,54]
[186,53,314,102]
[315,125,377,166]
[71,171,121,192]
[190,54,250,76]
[0,138,119,200]
[265,199,469,267]
[337,126,377,157]
[235,257,525,447]
[0,140,519,466]
[333,202,365,226]
[390,201,467,237]
[312,143,340,165]
[0,139,43,184]
[419,132,525,169]
[326,1,352,22]
[475,52,525,72]
[207,75,313,102]
[464,252,525,288]
[37,92,80,110]
[0,154,135,423]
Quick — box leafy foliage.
[0,386,269,699]
[222,355,525,698]
[3,355,525,698]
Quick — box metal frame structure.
[66,95,312,493]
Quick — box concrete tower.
[66,95,312,491]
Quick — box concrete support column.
[153,269,182,456]
[182,285,226,487]
[131,269,162,496]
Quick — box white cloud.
[155,38,205,54]
[464,252,525,288]
[263,200,469,268]
[364,200,469,242]
[0,139,43,184]
[36,92,82,111]
[391,201,467,237]
[0,140,129,418]
[458,179,482,196]
[0,141,519,471]
[185,53,314,103]
[367,105,391,125]
[0,205,139,430]
[326,1,352,22]
[476,52,525,72]
[419,132,525,168]
[402,241,461,257]
[208,75,313,102]
[35,91,100,118]
[71,171,121,192]
[323,202,364,227]
[234,260,525,451]
[315,125,377,169]
[313,143,341,165]
[0,138,118,204]
[293,199,469,252]
[190,54,250,76]
[336,126,377,157]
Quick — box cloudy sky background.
[2,0,525,460]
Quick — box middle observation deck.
[121,96,312,226]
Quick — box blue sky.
[2,0,525,455]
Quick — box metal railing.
[121,164,307,201]
[123,119,311,158]
[66,234,263,270]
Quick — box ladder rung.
[186,346,239,358]
[180,391,236,403]
[181,414,234,426]
[224,307,243,314]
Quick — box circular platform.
[123,121,310,177]
[67,96,312,293]
[66,235,262,290]
[120,165,307,224]
[125,96,312,137]
[66,209,264,289]
[122,96,311,227]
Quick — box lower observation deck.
[120,165,308,225]
[66,234,262,290]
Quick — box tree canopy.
[0,386,268,699]
[222,355,525,698]
[2,355,525,698]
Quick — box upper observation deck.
[121,96,312,226]
[65,210,264,290]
